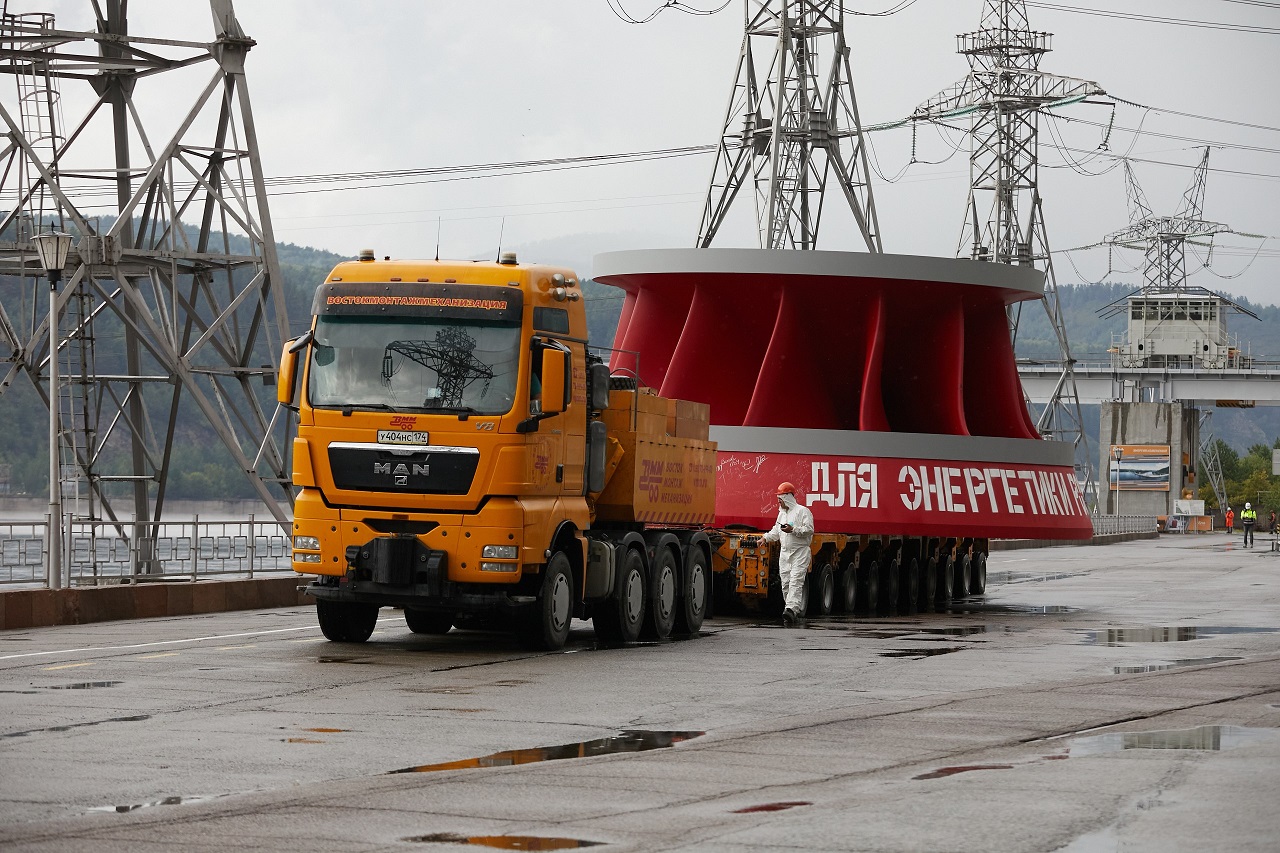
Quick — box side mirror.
[278,331,311,407]
[540,347,568,415]
[278,343,299,406]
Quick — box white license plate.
[377,430,430,445]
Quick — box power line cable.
[1025,2,1280,34]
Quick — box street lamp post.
[1112,446,1124,517]
[33,232,74,591]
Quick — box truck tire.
[878,558,899,616]
[520,552,574,651]
[404,609,452,635]
[898,557,919,614]
[919,556,938,611]
[936,554,955,606]
[807,561,835,616]
[317,600,378,643]
[642,547,678,640]
[954,553,972,597]
[594,548,647,645]
[856,560,879,615]
[674,546,709,635]
[970,552,988,595]
[837,564,857,613]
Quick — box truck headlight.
[480,561,519,573]
[293,552,322,563]
[294,536,321,550]
[481,544,518,560]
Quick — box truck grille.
[328,443,480,495]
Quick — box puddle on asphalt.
[90,794,214,814]
[405,834,601,850]
[390,730,704,774]
[880,647,966,659]
[1113,656,1242,674]
[1,714,150,739]
[1070,725,1280,756]
[41,681,122,690]
[845,624,991,639]
[987,571,1085,585]
[914,764,1013,780]
[941,603,1078,616]
[1083,626,1280,645]
[732,801,811,813]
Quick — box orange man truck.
[279,252,716,650]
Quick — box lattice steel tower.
[697,0,881,251]
[912,0,1103,505]
[0,0,291,571]
[1105,149,1231,294]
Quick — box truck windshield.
[308,315,521,414]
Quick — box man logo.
[374,461,429,481]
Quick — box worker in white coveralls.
[761,482,815,626]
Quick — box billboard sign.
[1109,444,1170,491]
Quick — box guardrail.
[0,516,293,587]
[1091,515,1159,537]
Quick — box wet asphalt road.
[1,534,1278,852]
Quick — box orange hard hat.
[776,482,797,495]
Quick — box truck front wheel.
[594,548,647,645]
[316,600,379,643]
[520,553,574,651]
[405,609,453,635]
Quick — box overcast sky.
[31,0,1280,304]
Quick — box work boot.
[782,607,795,626]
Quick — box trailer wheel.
[936,554,955,606]
[837,565,857,613]
[969,552,988,595]
[642,547,678,640]
[919,556,938,612]
[594,548,647,646]
[878,558,900,615]
[316,600,378,643]
[856,560,879,615]
[807,561,835,617]
[954,553,972,597]
[674,547,709,635]
[898,557,920,614]
[520,552,574,651]
[404,609,452,635]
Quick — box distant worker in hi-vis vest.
[1241,503,1257,548]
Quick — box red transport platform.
[593,248,1093,540]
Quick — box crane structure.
[696,0,881,251]
[0,0,291,574]
[910,0,1104,507]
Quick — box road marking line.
[216,644,257,650]
[43,662,93,671]
[0,625,316,662]
[0,615,401,663]
[136,653,180,660]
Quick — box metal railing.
[0,516,293,587]
[1091,515,1159,537]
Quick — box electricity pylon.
[1105,148,1232,294]
[0,0,292,573]
[697,0,881,251]
[911,0,1103,507]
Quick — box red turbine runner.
[594,249,1092,540]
